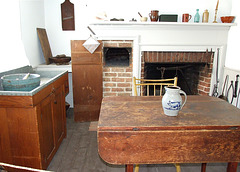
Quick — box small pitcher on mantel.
[162,86,187,117]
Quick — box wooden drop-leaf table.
[98,96,240,172]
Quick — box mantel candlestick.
[213,9,218,23]
[213,0,219,23]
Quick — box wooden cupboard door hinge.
[41,113,43,119]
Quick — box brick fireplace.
[102,40,214,96]
[91,22,235,97]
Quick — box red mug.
[182,13,192,22]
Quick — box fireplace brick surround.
[102,40,214,97]
[102,40,133,97]
[142,51,214,95]
[103,67,132,97]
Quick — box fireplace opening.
[144,62,206,95]
[103,47,131,67]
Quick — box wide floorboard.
[48,108,239,172]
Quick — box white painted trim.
[224,67,240,73]
[90,22,236,27]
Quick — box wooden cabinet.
[0,72,68,169]
[39,84,66,166]
[40,94,55,165]
[52,85,66,146]
[71,40,103,122]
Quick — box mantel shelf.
[90,21,236,30]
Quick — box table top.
[98,95,240,131]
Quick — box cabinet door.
[52,85,66,145]
[40,94,55,165]
[71,40,103,122]
[72,64,102,122]
[0,109,13,164]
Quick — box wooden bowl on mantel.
[49,54,71,65]
[220,16,235,23]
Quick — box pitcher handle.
[179,90,187,109]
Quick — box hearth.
[144,63,206,95]
[142,51,214,95]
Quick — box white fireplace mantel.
[90,22,236,47]
[90,21,236,29]
[90,22,236,51]
[90,22,236,95]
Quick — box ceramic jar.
[202,10,209,23]
[162,86,187,117]
[149,10,159,22]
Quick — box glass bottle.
[194,9,200,23]
[202,9,209,23]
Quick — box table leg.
[125,164,133,172]
[227,162,238,172]
[201,163,207,172]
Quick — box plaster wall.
[0,0,234,72]
[223,0,240,108]
[0,0,30,73]
[225,0,240,70]
[20,0,45,68]
[0,0,238,109]
[44,0,232,57]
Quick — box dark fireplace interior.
[103,47,131,67]
[144,62,206,95]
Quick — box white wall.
[0,0,233,72]
[225,0,240,70]
[44,0,233,57]
[221,0,240,109]
[0,0,45,72]
[44,0,90,57]
[0,0,234,72]
[20,0,45,68]
[0,0,30,73]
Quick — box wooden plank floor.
[48,108,240,172]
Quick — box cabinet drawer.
[72,52,102,65]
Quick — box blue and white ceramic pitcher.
[162,86,187,116]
